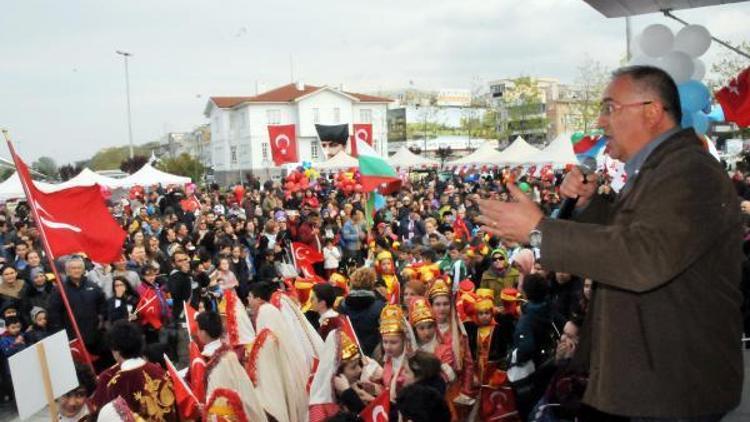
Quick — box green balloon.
[518,182,530,193]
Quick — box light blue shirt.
[622,127,681,193]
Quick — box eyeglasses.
[598,100,654,117]
[492,256,505,262]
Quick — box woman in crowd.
[106,276,139,324]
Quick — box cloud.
[0,0,747,164]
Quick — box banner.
[351,123,373,157]
[268,124,299,165]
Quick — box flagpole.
[2,129,95,373]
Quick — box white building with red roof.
[204,81,392,183]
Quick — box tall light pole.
[116,50,134,159]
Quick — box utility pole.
[116,50,134,159]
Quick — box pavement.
[2,349,750,421]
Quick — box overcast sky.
[0,0,748,165]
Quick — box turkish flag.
[69,338,97,364]
[9,144,127,263]
[189,341,207,403]
[359,388,390,422]
[291,241,324,280]
[351,123,373,158]
[136,289,163,330]
[165,354,202,420]
[268,124,299,165]
[715,66,750,127]
[184,301,198,340]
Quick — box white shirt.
[318,308,339,326]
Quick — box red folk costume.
[379,304,410,397]
[409,296,457,383]
[429,279,477,420]
[92,358,176,421]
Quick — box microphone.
[556,156,598,220]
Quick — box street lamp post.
[116,50,134,159]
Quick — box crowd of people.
[0,66,747,422]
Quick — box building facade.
[204,83,391,184]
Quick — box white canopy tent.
[388,146,439,169]
[55,168,123,190]
[525,133,579,168]
[117,163,191,187]
[0,172,60,201]
[316,151,359,170]
[448,142,505,166]
[499,137,541,165]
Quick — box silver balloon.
[640,24,674,57]
[674,25,712,58]
[659,51,694,84]
[691,58,706,81]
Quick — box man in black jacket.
[48,256,107,368]
[166,250,194,323]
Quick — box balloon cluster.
[284,170,310,193]
[629,24,719,134]
[334,167,363,195]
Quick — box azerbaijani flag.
[573,134,607,161]
[357,138,400,194]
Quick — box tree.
[571,57,610,133]
[120,155,149,174]
[58,164,83,181]
[461,109,500,140]
[499,77,550,143]
[89,142,160,171]
[157,153,206,182]
[32,156,58,179]
[707,41,750,91]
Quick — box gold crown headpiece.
[379,304,406,336]
[408,297,435,326]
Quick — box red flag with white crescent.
[715,66,750,127]
[351,123,373,158]
[267,124,299,165]
[165,354,201,420]
[291,241,324,280]
[189,341,207,403]
[359,388,390,422]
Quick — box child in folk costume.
[464,289,513,384]
[374,304,412,399]
[374,251,401,305]
[309,329,383,420]
[409,297,457,384]
[428,279,477,420]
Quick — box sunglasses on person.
[492,256,505,262]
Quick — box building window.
[360,109,372,123]
[266,109,281,125]
[311,142,319,160]
[313,108,320,123]
[230,146,238,165]
[261,142,269,160]
[333,108,340,123]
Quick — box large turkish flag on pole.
[268,124,299,165]
[8,143,127,263]
[350,123,373,158]
[715,66,750,128]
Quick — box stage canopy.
[316,151,359,170]
[117,163,191,187]
[449,142,505,166]
[525,133,579,168]
[388,146,439,169]
[55,168,123,190]
[499,137,541,165]
[583,0,746,17]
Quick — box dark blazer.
[539,129,743,417]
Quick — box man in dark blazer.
[477,66,743,421]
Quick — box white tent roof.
[0,172,60,201]
[55,168,123,190]
[525,133,579,168]
[388,146,439,169]
[316,151,359,170]
[117,163,191,187]
[449,142,504,166]
[499,137,541,165]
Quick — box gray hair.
[611,65,682,125]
